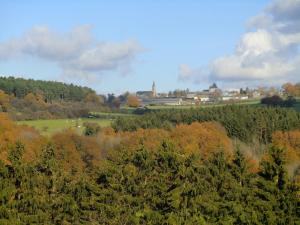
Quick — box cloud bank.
[0,25,144,81]
[179,0,300,85]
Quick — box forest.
[2,0,300,223]
[0,77,143,121]
[0,77,106,120]
[113,105,300,144]
[0,78,300,224]
[0,76,95,102]
[0,102,300,224]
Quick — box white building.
[142,98,182,106]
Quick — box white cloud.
[178,64,210,84]
[178,64,195,81]
[179,0,300,85]
[0,25,144,81]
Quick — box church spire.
[152,81,156,97]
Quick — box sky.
[1,0,299,94]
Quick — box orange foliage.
[17,126,47,162]
[0,115,234,173]
[282,83,299,96]
[0,90,11,112]
[272,130,300,163]
[0,113,105,172]
[127,95,140,107]
[0,113,19,163]
[24,92,47,108]
[85,93,104,105]
[51,130,86,173]
[171,122,232,158]
[114,122,232,159]
[120,128,169,152]
[247,157,260,174]
[51,129,108,173]
[101,127,116,135]
[0,113,46,164]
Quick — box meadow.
[135,98,300,111]
[16,99,300,136]
[17,118,112,136]
[144,99,261,110]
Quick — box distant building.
[199,96,210,102]
[209,83,219,93]
[136,91,153,99]
[152,81,157,97]
[251,90,261,98]
[186,92,198,100]
[222,96,239,101]
[142,98,182,106]
[157,92,168,98]
[136,81,157,99]
[240,96,249,100]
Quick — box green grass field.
[90,111,137,118]
[17,118,112,136]
[16,99,299,136]
[17,111,138,136]
[139,99,261,110]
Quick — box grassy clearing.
[143,99,261,110]
[91,111,137,118]
[16,111,138,136]
[16,99,299,136]
[17,118,112,136]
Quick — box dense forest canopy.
[0,77,300,223]
[0,76,95,102]
[0,113,299,224]
[0,77,110,120]
[0,77,146,120]
[113,105,300,144]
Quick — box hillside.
[0,77,106,120]
[0,76,95,102]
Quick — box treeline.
[0,89,106,120]
[282,82,300,97]
[0,112,299,224]
[0,76,95,102]
[0,77,146,120]
[0,77,110,120]
[112,105,300,144]
[261,95,296,107]
[0,113,299,224]
[1,144,299,224]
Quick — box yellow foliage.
[24,92,47,107]
[0,90,11,112]
[85,93,104,105]
[115,122,232,159]
[272,130,300,163]
[52,130,86,173]
[171,122,232,158]
[127,95,140,108]
[0,113,45,164]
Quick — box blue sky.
[2,0,300,94]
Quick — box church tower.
[152,81,157,98]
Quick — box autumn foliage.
[272,130,300,163]
[126,94,140,107]
[115,122,232,159]
[0,90,11,112]
[0,111,300,224]
[0,113,45,164]
[282,82,300,96]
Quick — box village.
[135,82,281,106]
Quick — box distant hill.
[0,76,95,102]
